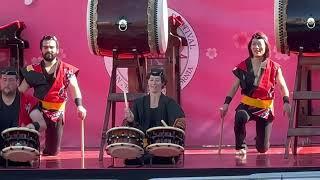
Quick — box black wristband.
[224,96,232,104]
[32,122,40,131]
[283,96,289,104]
[75,98,83,107]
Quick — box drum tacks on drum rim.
[275,0,320,55]
[146,126,185,157]
[86,0,169,57]
[1,127,40,162]
[105,126,145,159]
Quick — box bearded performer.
[18,35,87,156]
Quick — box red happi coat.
[233,58,280,120]
[24,60,79,122]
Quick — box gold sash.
[241,95,273,109]
[40,100,66,111]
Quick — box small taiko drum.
[1,127,40,162]
[86,0,168,57]
[146,126,185,157]
[105,127,145,159]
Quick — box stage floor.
[1,146,320,179]
[36,146,320,169]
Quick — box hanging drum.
[87,0,168,57]
[275,0,320,55]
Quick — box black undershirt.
[149,107,162,128]
[0,93,20,149]
[40,60,56,87]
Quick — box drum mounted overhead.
[275,0,320,55]
[87,0,168,57]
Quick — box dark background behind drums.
[1,0,312,148]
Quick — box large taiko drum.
[87,0,168,57]
[105,127,145,159]
[146,126,185,157]
[1,127,40,162]
[275,0,320,55]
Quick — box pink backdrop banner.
[0,0,297,147]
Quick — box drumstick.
[161,120,168,127]
[218,108,225,155]
[123,90,129,109]
[81,117,85,169]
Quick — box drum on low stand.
[106,127,145,159]
[1,127,40,162]
[275,0,320,158]
[146,126,185,157]
[87,0,170,163]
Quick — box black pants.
[234,110,273,153]
[42,118,64,156]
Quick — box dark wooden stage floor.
[1,146,320,179]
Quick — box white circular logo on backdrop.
[104,8,199,92]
